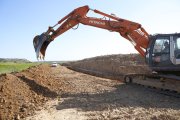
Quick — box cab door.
[152,37,171,66]
[170,36,180,64]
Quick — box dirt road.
[24,65,180,120]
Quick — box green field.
[0,62,39,74]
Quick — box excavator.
[33,5,180,93]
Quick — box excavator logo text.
[89,20,105,25]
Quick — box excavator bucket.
[33,33,52,60]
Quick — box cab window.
[153,39,169,54]
[152,38,170,64]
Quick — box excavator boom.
[33,5,149,60]
[33,5,180,93]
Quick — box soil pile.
[63,54,151,80]
[0,64,72,120]
[25,65,180,120]
[0,63,179,120]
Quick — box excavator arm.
[33,5,149,60]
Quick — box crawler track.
[124,73,180,96]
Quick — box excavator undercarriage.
[124,73,180,93]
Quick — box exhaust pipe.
[33,33,52,60]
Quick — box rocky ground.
[26,65,180,120]
[0,63,180,120]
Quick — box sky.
[0,0,180,61]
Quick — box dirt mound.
[0,64,72,120]
[63,54,151,80]
[25,65,180,120]
[1,63,179,120]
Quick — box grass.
[0,62,39,74]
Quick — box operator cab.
[146,33,180,73]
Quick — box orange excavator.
[33,5,180,92]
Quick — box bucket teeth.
[36,52,44,60]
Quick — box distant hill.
[0,58,31,63]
